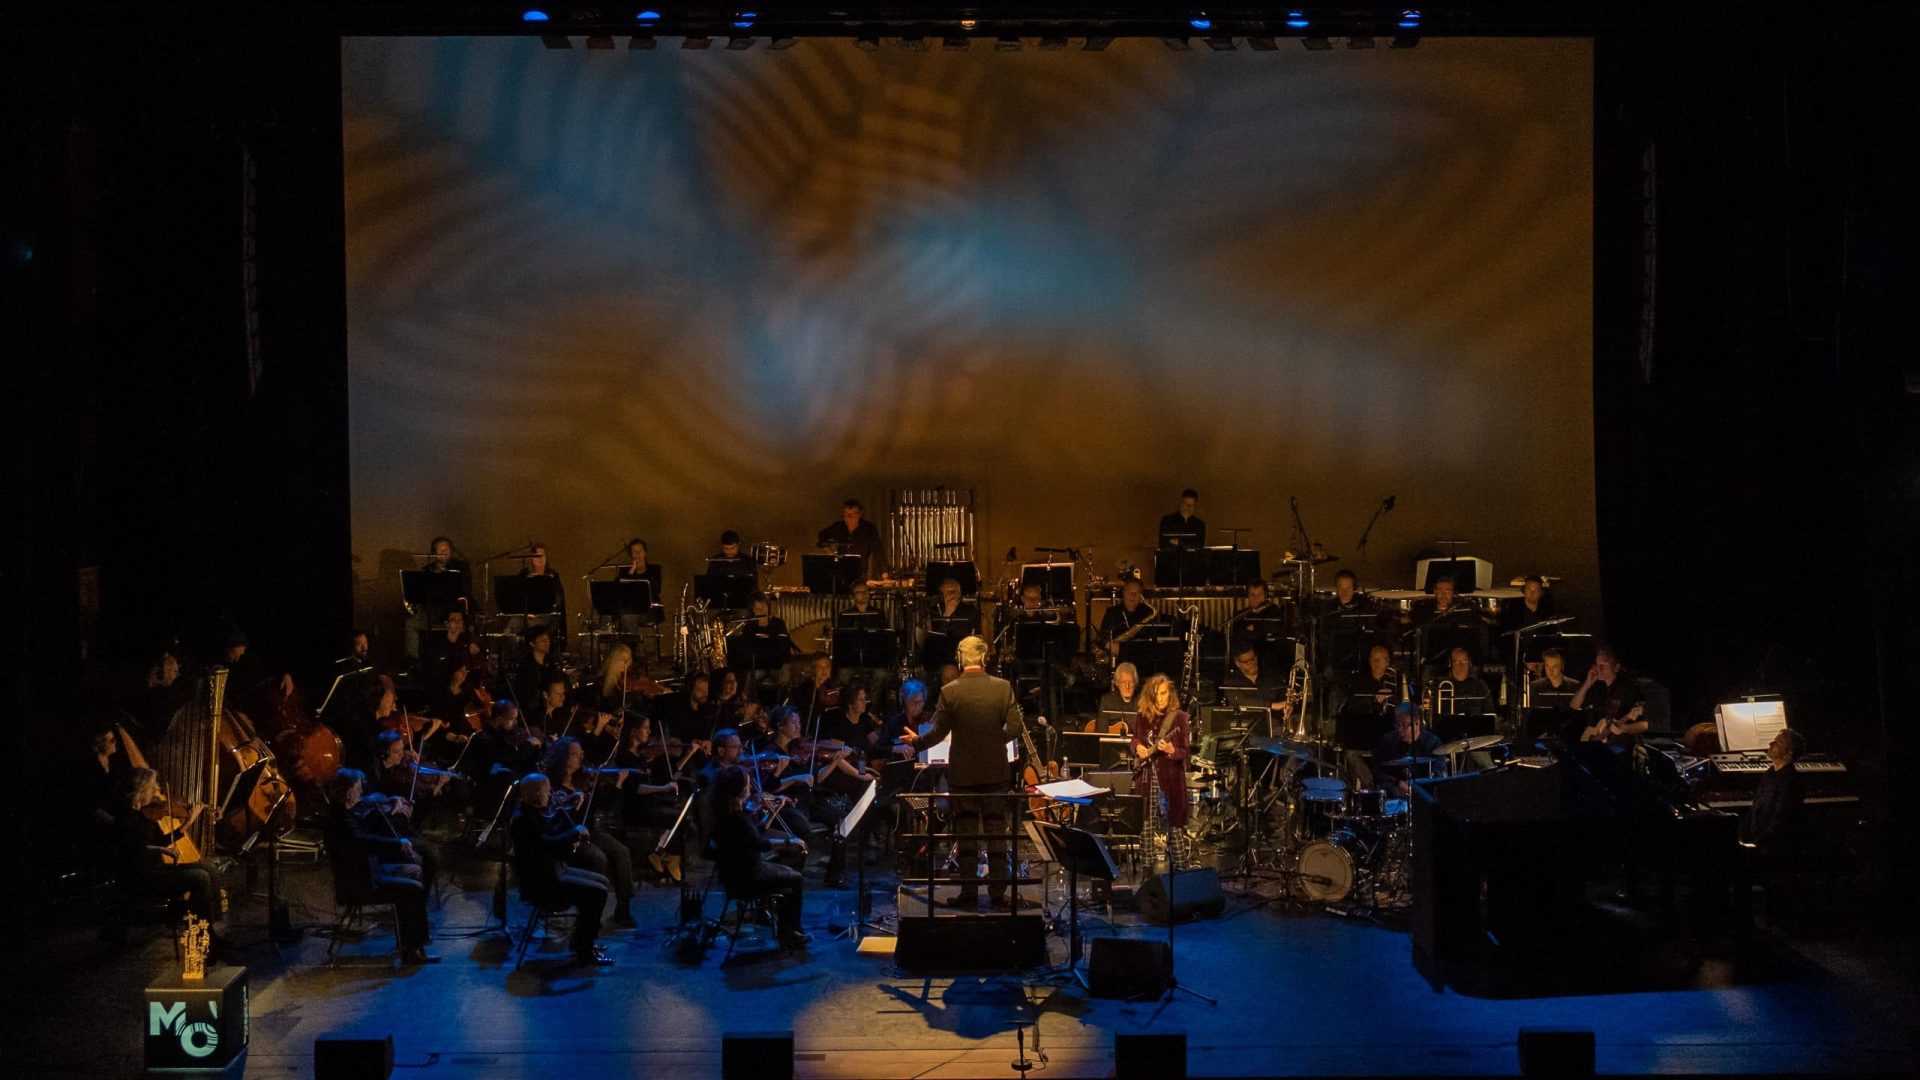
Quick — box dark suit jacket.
[922,671,1024,788]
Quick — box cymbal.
[1379,754,1444,768]
[1435,735,1505,756]
[1507,575,1563,587]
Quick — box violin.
[619,670,673,698]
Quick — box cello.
[243,672,344,799]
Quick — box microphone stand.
[1355,496,1395,564]
[583,540,629,580]
[476,777,523,937]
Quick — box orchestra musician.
[707,764,812,950]
[407,536,471,660]
[1428,648,1494,717]
[826,684,891,763]
[734,592,799,699]
[1093,662,1141,732]
[615,537,665,603]
[509,624,563,714]
[836,582,885,628]
[541,736,638,928]
[324,768,436,964]
[757,708,825,842]
[899,635,1026,910]
[1524,647,1582,739]
[1741,728,1808,855]
[817,497,882,577]
[707,530,756,580]
[793,653,843,722]
[1097,579,1159,658]
[1573,646,1648,749]
[611,714,692,884]
[467,700,543,813]
[1337,645,1401,782]
[1222,642,1295,731]
[421,608,483,683]
[888,679,933,758]
[1131,673,1192,867]
[1228,579,1288,646]
[510,773,613,966]
[924,577,980,672]
[1157,488,1206,551]
[511,543,568,646]
[1373,701,1441,795]
[655,670,711,743]
[1498,574,1558,638]
[528,673,573,738]
[111,767,219,928]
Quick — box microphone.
[1005,548,1018,562]
[1383,495,1396,513]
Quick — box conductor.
[901,635,1025,909]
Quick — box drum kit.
[1195,729,1514,912]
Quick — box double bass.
[244,674,344,799]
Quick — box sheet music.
[1035,778,1111,800]
[1715,700,1788,753]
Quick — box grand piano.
[1409,743,1743,995]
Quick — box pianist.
[1741,728,1807,857]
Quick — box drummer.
[1373,701,1441,796]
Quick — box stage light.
[682,34,711,48]
[635,8,661,26]
[959,18,977,30]
[586,34,614,48]
[732,10,756,30]
[1347,33,1375,48]
[1398,9,1423,28]
[1285,10,1310,30]
[1189,16,1213,31]
[522,8,549,21]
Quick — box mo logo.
[149,1000,220,1058]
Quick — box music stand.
[1153,549,1205,590]
[693,573,756,611]
[1015,621,1078,665]
[400,568,469,614]
[832,780,886,941]
[494,575,559,618]
[1203,546,1260,587]
[1019,562,1074,605]
[832,627,897,669]
[1060,731,1130,770]
[1117,636,1183,681]
[1325,610,1381,673]
[1032,821,1118,984]
[923,561,979,596]
[589,579,654,619]
[802,553,864,596]
[1433,711,1500,743]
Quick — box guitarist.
[900,635,1026,910]
[1097,579,1159,660]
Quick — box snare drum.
[1346,787,1390,818]
[1296,777,1348,838]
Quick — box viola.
[620,670,673,698]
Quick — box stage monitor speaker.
[895,914,1047,974]
[1518,1028,1594,1077]
[722,1031,794,1080]
[1087,938,1170,999]
[1115,1031,1187,1079]
[314,1035,393,1080]
[1137,867,1225,925]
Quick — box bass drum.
[1297,829,1372,902]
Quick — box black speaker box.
[1518,1028,1594,1077]
[1115,1031,1187,1079]
[894,914,1047,974]
[1086,938,1170,999]
[722,1031,794,1080]
[1136,867,1225,924]
[314,1035,393,1080]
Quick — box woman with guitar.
[1130,674,1192,869]
[111,767,220,926]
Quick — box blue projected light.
[522,8,550,22]
[1189,17,1213,31]
[733,10,756,29]
[1285,10,1310,30]
[1398,9,1422,28]
[636,9,661,23]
